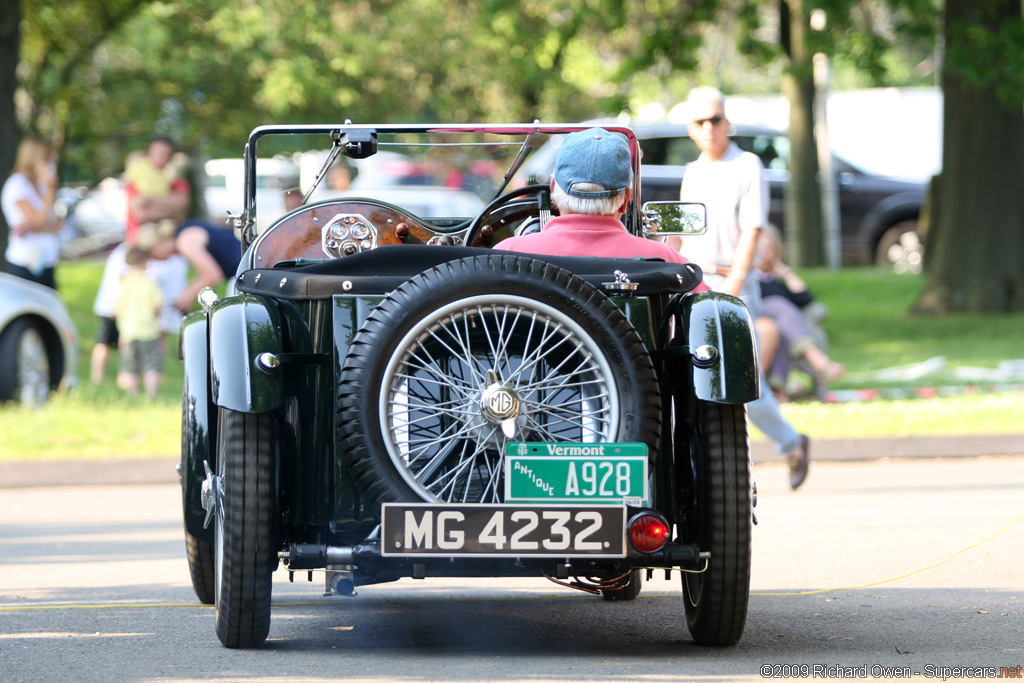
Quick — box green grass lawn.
[1,263,1022,461]
[805,269,1024,388]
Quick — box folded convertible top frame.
[235,245,704,301]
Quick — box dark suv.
[527,120,926,270]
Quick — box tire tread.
[683,401,752,646]
[215,409,276,648]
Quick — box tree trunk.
[0,0,20,268]
[781,0,825,267]
[915,0,1024,313]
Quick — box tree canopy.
[12,0,941,181]
[8,0,1024,315]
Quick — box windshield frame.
[240,124,642,247]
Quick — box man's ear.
[618,187,632,215]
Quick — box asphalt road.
[1,456,1022,683]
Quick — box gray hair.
[687,86,727,117]
[552,180,630,216]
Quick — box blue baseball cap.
[553,128,632,198]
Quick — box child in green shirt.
[115,245,164,398]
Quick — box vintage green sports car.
[179,123,759,648]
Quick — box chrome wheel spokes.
[381,295,619,503]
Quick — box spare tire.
[338,254,661,505]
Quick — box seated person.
[756,223,843,398]
[495,127,707,292]
[756,308,842,400]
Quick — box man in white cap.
[670,86,810,489]
[495,127,706,276]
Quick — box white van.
[204,157,299,231]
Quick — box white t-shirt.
[678,142,768,269]
[1,173,60,272]
[93,242,188,334]
[93,243,130,317]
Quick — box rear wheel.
[181,382,215,604]
[600,569,643,601]
[0,318,52,406]
[338,254,662,506]
[681,401,751,646]
[214,408,277,648]
[875,220,923,274]
[185,530,215,604]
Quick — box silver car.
[0,273,79,406]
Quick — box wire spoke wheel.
[339,255,662,506]
[381,295,620,503]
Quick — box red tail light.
[628,513,670,553]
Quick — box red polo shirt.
[495,214,709,291]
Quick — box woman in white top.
[1,137,63,288]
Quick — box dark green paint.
[209,293,284,413]
[180,311,214,541]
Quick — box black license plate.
[380,503,626,558]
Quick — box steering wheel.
[463,184,550,247]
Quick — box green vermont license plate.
[503,442,648,505]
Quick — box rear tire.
[875,220,922,274]
[181,381,215,605]
[680,401,751,646]
[214,408,277,648]
[600,569,643,601]
[0,318,52,406]
[185,530,215,605]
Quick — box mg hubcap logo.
[481,385,520,422]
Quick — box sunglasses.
[692,115,724,127]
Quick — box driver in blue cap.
[496,127,707,287]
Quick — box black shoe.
[787,435,810,490]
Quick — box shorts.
[119,338,164,375]
[95,317,119,346]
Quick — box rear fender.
[180,310,214,541]
[209,293,284,413]
[679,291,760,404]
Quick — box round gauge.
[350,223,370,240]
[330,223,349,240]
